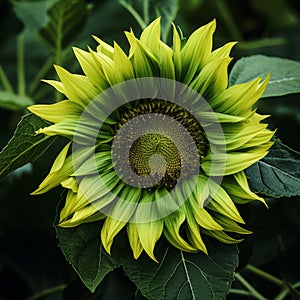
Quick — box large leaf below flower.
[122,239,238,300]
[0,113,56,182]
[245,140,300,197]
[56,216,238,298]
[56,220,122,293]
[229,55,300,97]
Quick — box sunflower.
[28,18,274,261]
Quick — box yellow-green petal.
[76,172,123,205]
[101,187,141,254]
[127,223,143,259]
[222,171,267,205]
[140,17,161,56]
[125,30,159,77]
[212,213,252,234]
[202,142,273,176]
[101,218,127,254]
[73,151,112,176]
[181,19,216,84]
[207,178,245,224]
[171,22,182,79]
[209,41,237,62]
[60,204,105,227]
[61,176,78,193]
[190,57,232,99]
[73,47,109,91]
[31,142,72,194]
[192,204,223,230]
[54,65,98,107]
[42,79,65,94]
[137,220,163,262]
[35,118,80,139]
[202,229,244,244]
[209,76,269,117]
[113,42,135,81]
[59,189,78,221]
[28,100,82,124]
[93,35,114,59]
[164,209,197,252]
[183,203,208,253]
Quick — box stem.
[143,0,149,25]
[26,284,66,300]
[274,281,300,300]
[17,33,26,96]
[55,15,62,67]
[215,0,243,41]
[158,5,179,43]
[246,265,285,287]
[119,0,147,29]
[229,289,253,297]
[54,10,63,102]
[238,38,286,50]
[235,273,268,300]
[29,56,54,97]
[0,64,14,93]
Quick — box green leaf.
[56,213,238,298]
[0,113,56,182]
[154,0,179,42]
[0,91,34,111]
[13,0,55,33]
[38,0,88,51]
[229,55,300,97]
[56,220,121,293]
[122,239,238,300]
[63,269,146,300]
[245,140,300,197]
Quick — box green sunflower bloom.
[28,18,274,262]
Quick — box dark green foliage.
[245,140,300,197]
[56,218,238,299]
[0,113,56,182]
[229,55,300,98]
[38,0,89,51]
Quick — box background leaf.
[13,0,55,34]
[229,55,300,97]
[0,91,34,111]
[38,0,89,52]
[245,140,300,197]
[0,113,56,182]
[154,0,179,41]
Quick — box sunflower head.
[28,18,274,261]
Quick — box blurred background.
[0,0,299,299]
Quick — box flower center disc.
[112,100,208,190]
[129,133,181,189]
